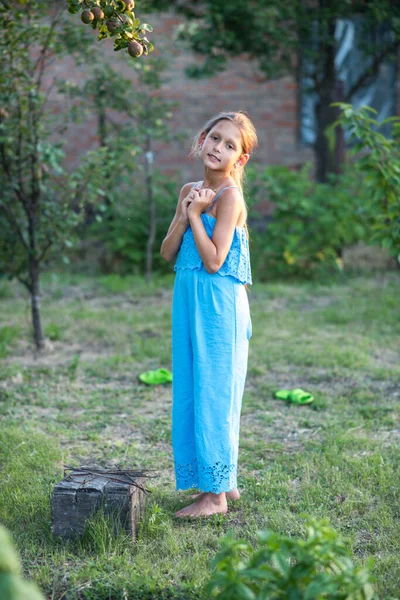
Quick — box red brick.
[284,82,298,90]
[38,11,320,177]
[274,120,297,128]
[281,102,297,111]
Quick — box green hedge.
[246,164,374,280]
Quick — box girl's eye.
[228,145,233,149]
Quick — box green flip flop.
[274,388,314,405]
[138,368,173,385]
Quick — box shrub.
[79,170,179,275]
[246,164,373,279]
[333,104,400,262]
[207,518,375,599]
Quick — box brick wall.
[46,10,399,186]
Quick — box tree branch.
[33,5,63,92]
[36,75,58,122]
[0,137,30,213]
[28,90,39,215]
[16,273,31,293]
[37,238,53,263]
[345,40,400,101]
[16,95,27,201]
[0,204,29,252]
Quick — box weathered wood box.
[51,467,148,540]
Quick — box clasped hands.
[181,187,216,223]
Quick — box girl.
[160,111,258,518]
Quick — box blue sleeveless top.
[174,182,252,285]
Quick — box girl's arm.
[160,182,196,262]
[188,188,243,274]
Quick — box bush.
[78,170,179,276]
[207,518,375,599]
[333,104,400,262]
[246,164,374,280]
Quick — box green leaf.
[235,583,257,600]
[272,552,290,576]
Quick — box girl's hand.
[188,187,215,218]
[180,188,199,224]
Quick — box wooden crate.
[51,468,147,540]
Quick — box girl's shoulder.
[180,181,200,196]
[213,185,247,225]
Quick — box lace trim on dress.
[174,213,252,285]
[175,457,237,493]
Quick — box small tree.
[63,51,183,281]
[333,104,400,263]
[129,59,183,282]
[0,2,121,350]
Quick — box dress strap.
[206,186,241,212]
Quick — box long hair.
[189,110,258,240]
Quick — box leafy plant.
[0,2,129,349]
[332,104,400,263]
[61,50,183,281]
[207,518,375,599]
[0,524,45,600]
[86,169,179,275]
[246,164,373,279]
[67,0,154,58]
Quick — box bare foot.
[175,492,228,518]
[190,488,241,501]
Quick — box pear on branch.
[92,6,105,21]
[81,9,94,24]
[128,40,143,58]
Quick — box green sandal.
[274,388,314,405]
[138,368,173,385]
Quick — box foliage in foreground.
[0,524,45,600]
[207,518,375,600]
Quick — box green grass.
[0,271,399,599]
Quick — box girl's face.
[199,120,248,173]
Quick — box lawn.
[0,270,399,599]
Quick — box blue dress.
[171,183,252,493]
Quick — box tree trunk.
[29,256,44,350]
[314,15,337,183]
[84,84,110,226]
[334,79,345,175]
[145,135,156,284]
